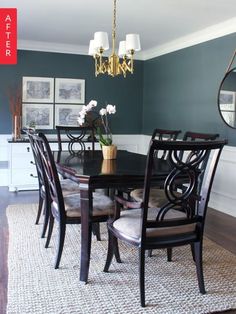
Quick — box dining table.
[55,149,172,283]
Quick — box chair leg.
[92,222,101,241]
[191,243,196,262]
[139,248,146,307]
[148,249,152,257]
[41,199,49,238]
[104,230,115,272]
[193,241,206,294]
[54,223,66,269]
[167,248,172,262]
[45,213,54,248]
[35,194,43,225]
[114,237,122,263]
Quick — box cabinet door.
[9,143,38,191]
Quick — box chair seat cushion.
[113,208,196,241]
[130,188,167,208]
[60,179,79,196]
[61,192,114,218]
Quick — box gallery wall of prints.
[22,76,85,129]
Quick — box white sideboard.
[8,141,38,191]
[7,140,98,192]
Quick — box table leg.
[79,187,92,283]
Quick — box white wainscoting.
[1,133,236,218]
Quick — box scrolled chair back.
[151,128,182,160]
[56,125,95,155]
[141,139,226,240]
[183,131,219,141]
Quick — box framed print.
[22,103,54,129]
[219,90,235,111]
[55,104,83,126]
[22,77,54,103]
[55,78,85,104]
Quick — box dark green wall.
[0,50,143,134]
[142,33,236,145]
[1,34,236,145]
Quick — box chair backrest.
[141,139,226,242]
[56,125,95,154]
[180,131,220,165]
[24,128,47,192]
[151,128,181,141]
[32,132,66,220]
[183,131,219,141]
[151,128,182,160]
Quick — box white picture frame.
[22,76,54,103]
[55,78,85,104]
[22,103,54,129]
[55,104,83,126]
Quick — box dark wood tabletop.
[55,150,171,189]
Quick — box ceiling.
[2,0,236,60]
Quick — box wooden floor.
[0,186,235,314]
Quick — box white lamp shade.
[88,40,97,55]
[94,32,109,50]
[118,41,127,57]
[126,34,141,52]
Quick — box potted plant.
[78,100,117,159]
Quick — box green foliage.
[97,127,112,146]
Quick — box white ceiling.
[2,0,236,60]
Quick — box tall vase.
[12,115,22,141]
[102,145,117,160]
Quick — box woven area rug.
[6,203,236,314]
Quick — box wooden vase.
[101,159,116,174]
[102,145,117,160]
[13,115,22,141]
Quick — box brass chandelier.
[88,0,141,77]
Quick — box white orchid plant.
[78,100,116,146]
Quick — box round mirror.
[218,67,236,128]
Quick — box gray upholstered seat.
[130,188,167,208]
[56,192,114,218]
[42,179,79,197]
[60,179,79,196]
[113,207,196,241]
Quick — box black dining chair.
[56,125,95,154]
[104,139,226,307]
[126,130,220,258]
[56,124,105,240]
[32,132,120,269]
[25,129,80,239]
[120,128,181,207]
[183,131,219,141]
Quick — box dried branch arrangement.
[6,85,22,140]
[7,85,22,116]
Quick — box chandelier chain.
[112,0,117,54]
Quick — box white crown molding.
[18,40,89,56]
[18,39,144,60]
[18,17,236,61]
[142,17,236,60]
